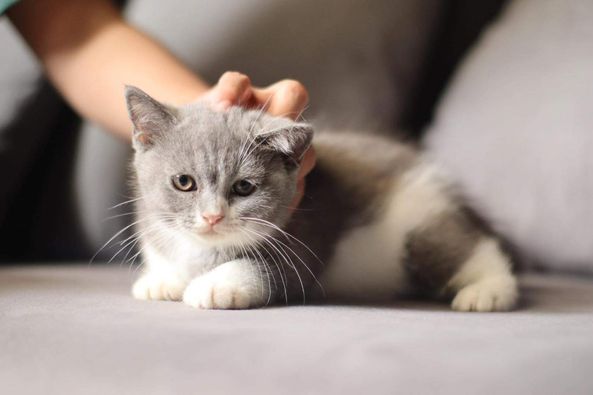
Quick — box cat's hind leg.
[448,238,518,312]
[404,210,518,312]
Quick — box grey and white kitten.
[125,86,518,312]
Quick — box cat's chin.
[185,228,254,249]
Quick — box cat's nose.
[202,213,225,226]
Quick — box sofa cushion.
[124,0,442,133]
[424,0,593,273]
[1,264,592,394]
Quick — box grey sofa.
[2,265,593,394]
[1,1,592,394]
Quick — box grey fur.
[404,210,482,296]
[127,86,510,306]
[283,132,420,298]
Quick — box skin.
[7,0,315,208]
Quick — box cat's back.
[311,131,420,200]
[297,131,453,300]
[289,131,421,289]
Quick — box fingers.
[287,146,316,212]
[289,177,306,212]
[205,73,309,120]
[298,146,316,179]
[253,79,308,120]
[208,71,253,110]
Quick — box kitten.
[125,85,518,312]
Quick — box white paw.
[132,275,187,301]
[451,276,518,312]
[183,278,254,309]
[182,260,266,310]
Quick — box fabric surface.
[1,264,592,395]
[125,0,441,133]
[424,0,593,273]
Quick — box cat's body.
[126,86,518,312]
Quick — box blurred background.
[1,0,591,277]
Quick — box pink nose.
[202,213,224,226]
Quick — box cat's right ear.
[124,85,177,151]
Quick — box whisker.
[240,228,288,304]
[232,235,261,300]
[240,216,325,267]
[109,196,143,210]
[89,218,150,265]
[251,227,325,298]
[242,218,326,299]
[102,211,137,222]
[243,226,305,304]
[238,229,275,305]
[109,222,163,265]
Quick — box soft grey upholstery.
[1,264,592,395]
[2,1,592,394]
[125,0,441,132]
[425,0,593,273]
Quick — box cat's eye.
[232,179,256,197]
[172,174,197,192]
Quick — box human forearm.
[8,0,209,140]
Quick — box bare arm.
[8,0,209,140]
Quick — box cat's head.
[125,85,313,248]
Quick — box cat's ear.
[255,123,314,165]
[124,85,177,150]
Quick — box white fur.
[132,223,221,301]
[132,213,272,308]
[132,244,192,301]
[182,259,268,309]
[321,164,454,300]
[449,238,518,312]
[132,272,187,301]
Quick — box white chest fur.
[143,225,223,281]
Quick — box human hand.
[202,71,316,211]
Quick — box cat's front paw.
[183,278,254,309]
[182,260,267,310]
[451,276,518,312]
[132,274,187,301]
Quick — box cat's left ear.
[255,123,314,165]
[124,85,178,151]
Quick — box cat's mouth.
[188,225,255,248]
[197,227,223,237]
[194,225,238,240]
